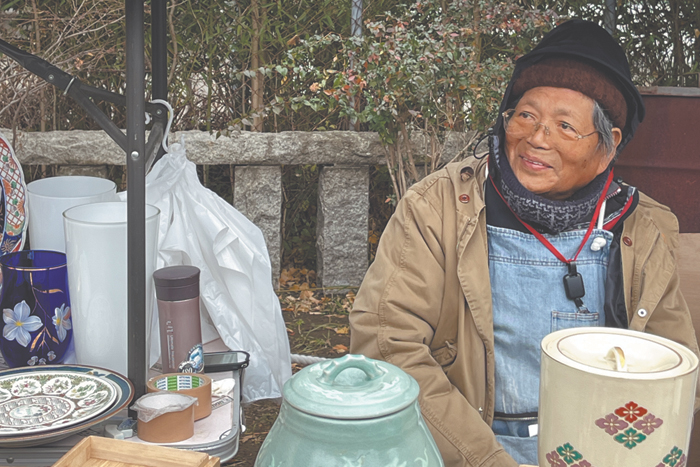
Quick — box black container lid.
[153,265,200,301]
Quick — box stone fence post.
[233,166,283,289]
[317,166,369,292]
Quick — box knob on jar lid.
[283,354,419,420]
[153,265,200,301]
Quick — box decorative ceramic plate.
[0,370,116,436]
[0,131,27,254]
[0,365,133,448]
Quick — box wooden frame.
[53,436,220,467]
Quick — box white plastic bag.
[144,137,291,403]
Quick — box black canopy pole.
[151,0,169,165]
[152,0,167,102]
[126,0,147,407]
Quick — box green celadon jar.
[253,354,445,467]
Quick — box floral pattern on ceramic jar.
[595,401,665,450]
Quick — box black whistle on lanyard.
[563,262,588,312]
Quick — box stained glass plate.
[0,370,117,437]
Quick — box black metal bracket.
[0,38,166,170]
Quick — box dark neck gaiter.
[492,144,609,234]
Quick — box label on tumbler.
[164,319,176,369]
[178,343,204,373]
[157,297,203,374]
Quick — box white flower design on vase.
[3,301,41,347]
[52,304,72,342]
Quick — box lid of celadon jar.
[283,354,419,419]
[541,327,699,380]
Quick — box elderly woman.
[349,19,699,467]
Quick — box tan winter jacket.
[349,156,700,467]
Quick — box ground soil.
[224,297,352,466]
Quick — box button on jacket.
[349,156,700,467]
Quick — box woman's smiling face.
[504,86,622,200]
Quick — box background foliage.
[1,0,698,274]
[267,1,558,200]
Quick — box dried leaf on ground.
[333,344,348,353]
[241,433,266,443]
[299,289,316,301]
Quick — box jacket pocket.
[431,340,458,368]
[551,311,601,332]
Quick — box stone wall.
[10,129,477,291]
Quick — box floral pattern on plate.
[78,390,108,408]
[42,377,72,395]
[65,381,96,400]
[10,379,41,397]
[0,370,116,436]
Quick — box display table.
[0,350,245,466]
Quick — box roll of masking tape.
[135,392,196,443]
[147,373,212,420]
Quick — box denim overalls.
[487,224,613,465]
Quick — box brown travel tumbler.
[153,265,204,373]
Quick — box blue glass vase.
[0,250,72,367]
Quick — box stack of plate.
[0,365,133,448]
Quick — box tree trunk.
[473,1,482,63]
[251,0,264,131]
[670,0,683,86]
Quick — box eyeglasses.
[502,109,598,144]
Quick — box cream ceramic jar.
[539,327,698,467]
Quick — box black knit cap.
[512,57,628,129]
[498,19,645,154]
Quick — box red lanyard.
[489,169,614,265]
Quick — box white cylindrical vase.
[27,176,117,252]
[63,202,160,375]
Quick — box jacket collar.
[446,156,488,216]
[445,157,489,257]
